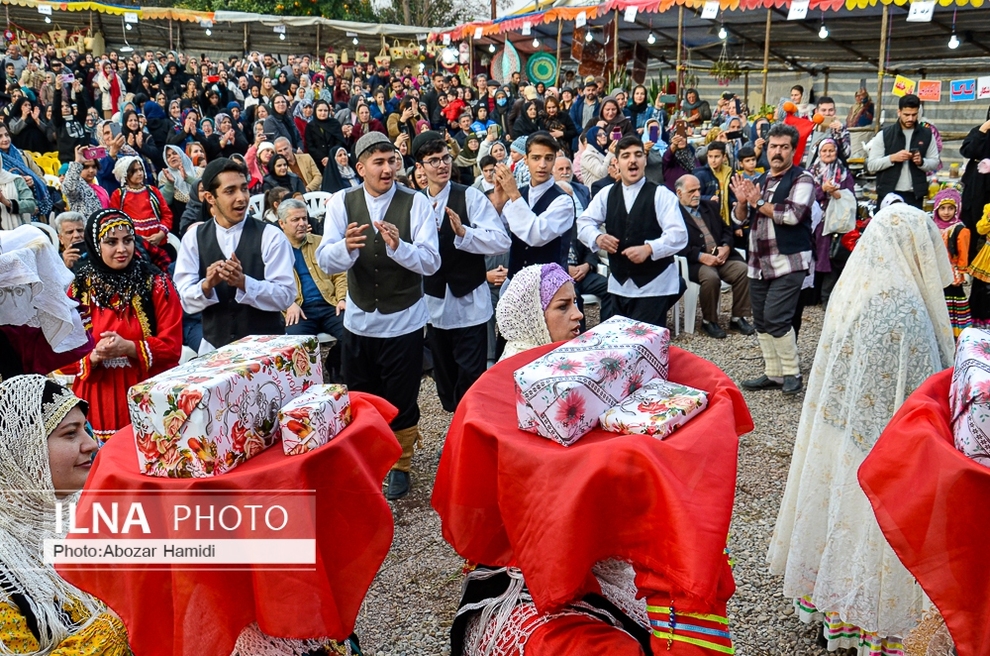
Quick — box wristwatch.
[755,199,766,209]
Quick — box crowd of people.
[1,34,990,656]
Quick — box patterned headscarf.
[932,188,963,230]
[497,263,573,361]
[810,138,848,187]
[0,375,105,654]
[0,142,51,219]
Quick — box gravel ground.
[354,298,832,656]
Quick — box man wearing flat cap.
[411,130,509,414]
[173,157,296,351]
[316,132,441,501]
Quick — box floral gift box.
[513,316,670,446]
[950,327,990,467]
[278,384,352,456]
[128,335,323,478]
[599,379,708,439]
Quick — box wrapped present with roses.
[128,335,322,478]
[513,316,670,446]
[599,379,708,438]
[279,384,352,456]
[950,326,990,467]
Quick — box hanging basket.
[390,39,405,60]
[355,50,370,64]
[403,42,420,60]
[375,44,391,69]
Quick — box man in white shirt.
[411,131,510,412]
[173,158,296,352]
[316,132,441,501]
[490,131,574,277]
[865,93,940,208]
[577,135,688,328]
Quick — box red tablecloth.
[859,370,990,656]
[57,392,401,656]
[432,344,753,615]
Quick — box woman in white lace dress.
[767,202,955,654]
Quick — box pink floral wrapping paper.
[513,316,670,446]
[128,335,323,478]
[950,327,990,466]
[278,384,352,456]
[599,379,708,438]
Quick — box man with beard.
[411,131,510,414]
[865,94,939,209]
[576,135,687,328]
[173,158,296,351]
[316,132,440,501]
[730,123,814,395]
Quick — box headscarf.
[0,375,106,654]
[113,156,142,187]
[335,147,359,187]
[292,98,313,124]
[585,126,606,155]
[142,100,166,121]
[809,138,848,188]
[454,134,480,169]
[497,263,573,361]
[96,119,139,159]
[72,209,167,332]
[932,188,963,231]
[322,147,360,193]
[163,144,194,198]
[642,119,667,155]
[681,89,703,112]
[0,142,51,219]
[266,154,295,189]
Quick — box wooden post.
[675,5,683,101]
[875,3,889,130]
[824,68,829,95]
[315,24,321,57]
[613,9,619,75]
[555,20,562,86]
[169,18,173,51]
[760,9,771,107]
[176,21,182,52]
[469,35,474,78]
[744,70,750,106]
[243,23,249,54]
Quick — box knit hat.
[354,131,394,159]
[410,130,444,161]
[510,136,528,155]
[257,141,275,156]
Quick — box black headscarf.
[72,209,168,334]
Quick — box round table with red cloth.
[859,369,990,656]
[432,343,754,619]
[57,392,401,656]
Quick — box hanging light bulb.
[718,25,727,40]
[44,16,51,23]
[532,38,540,48]
[205,28,212,36]
[489,43,496,53]
[125,23,132,30]
[585,30,594,43]
[818,23,828,39]
[948,32,960,49]
[279,33,286,41]
[352,36,359,46]
[647,32,656,45]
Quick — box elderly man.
[54,211,86,270]
[553,155,591,213]
[273,137,322,192]
[865,93,939,209]
[730,123,814,395]
[675,175,752,339]
[278,197,346,381]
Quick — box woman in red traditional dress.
[61,209,182,443]
[108,156,173,248]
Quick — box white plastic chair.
[676,255,700,335]
[166,232,181,253]
[302,191,332,219]
[247,194,265,221]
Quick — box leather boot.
[386,426,421,500]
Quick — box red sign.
[917,79,942,102]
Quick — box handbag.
[390,40,405,60]
[823,188,856,235]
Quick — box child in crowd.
[694,140,733,226]
[931,189,971,337]
[736,145,762,182]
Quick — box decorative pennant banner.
[917,79,942,102]
[979,76,990,100]
[906,0,935,22]
[892,75,916,97]
[950,79,976,102]
[787,0,810,20]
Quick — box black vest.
[605,181,671,287]
[196,218,285,349]
[756,166,814,256]
[344,185,422,314]
[876,123,933,202]
[423,183,488,298]
[508,183,570,276]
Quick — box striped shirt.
[744,168,815,280]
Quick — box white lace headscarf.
[496,263,572,361]
[0,374,105,653]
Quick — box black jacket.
[677,199,743,283]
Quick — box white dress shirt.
[502,177,575,248]
[577,178,688,298]
[865,127,940,192]
[174,219,296,353]
[315,183,441,339]
[424,182,510,330]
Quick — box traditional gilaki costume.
[0,375,129,653]
[768,203,955,655]
[966,203,990,328]
[109,155,174,242]
[58,209,182,443]
[931,188,972,337]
